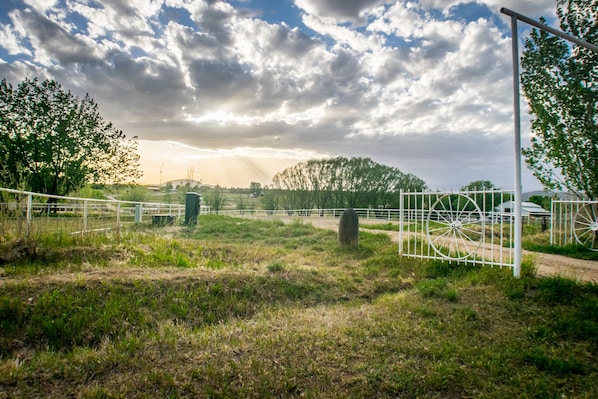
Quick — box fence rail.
[7,188,589,262]
[0,187,186,240]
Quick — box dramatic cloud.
[0,0,558,188]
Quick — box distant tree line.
[268,156,427,210]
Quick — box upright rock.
[338,208,359,248]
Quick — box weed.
[416,278,459,302]
[457,305,478,321]
[267,261,285,273]
[523,347,587,375]
[536,276,579,304]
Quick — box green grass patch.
[1,215,597,398]
[522,242,598,261]
[360,222,400,231]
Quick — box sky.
[0,0,560,190]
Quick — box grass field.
[1,215,597,398]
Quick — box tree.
[272,156,427,209]
[527,194,552,210]
[120,186,149,203]
[261,188,279,212]
[203,185,226,211]
[0,78,141,196]
[521,0,598,198]
[163,182,173,204]
[249,181,262,197]
[460,180,498,192]
[459,180,509,212]
[271,161,317,210]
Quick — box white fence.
[211,190,517,269]
[398,190,516,269]
[7,187,592,262]
[551,199,598,251]
[0,188,186,240]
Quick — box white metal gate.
[399,190,515,269]
[551,199,598,251]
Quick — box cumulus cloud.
[0,0,557,188]
[295,0,388,25]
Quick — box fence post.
[135,204,142,223]
[550,199,554,246]
[399,190,404,255]
[83,200,88,232]
[116,202,121,234]
[26,194,33,238]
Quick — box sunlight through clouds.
[138,140,328,186]
[0,0,558,189]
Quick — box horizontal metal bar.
[501,7,598,53]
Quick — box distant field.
[0,215,597,398]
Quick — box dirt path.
[272,216,598,283]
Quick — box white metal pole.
[116,202,121,230]
[399,189,404,255]
[26,194,32,238]
[84,200,88,232]
[500,7,598,277]
[501,8,598,53]
[510,15,523,278]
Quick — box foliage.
[236,196,246,210]
[249,181,262,197]
[460,180,512,212]
[161,182,174,204]
[202,185,226,211]
[521,0,598,198]
[119,186,150,203]
[261,188,279,211]
[460,180,498,191]
[74,184,107,200]
[272,156,427,210]
[0,78,141,196]
[527,194,552,210]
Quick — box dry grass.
[1,215,597,398]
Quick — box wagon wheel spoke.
[427,194,483,260]
[573,204,598,251]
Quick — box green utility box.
[185,192,201,226]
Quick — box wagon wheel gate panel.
[552,199,598,252]
[399,190,515,269]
